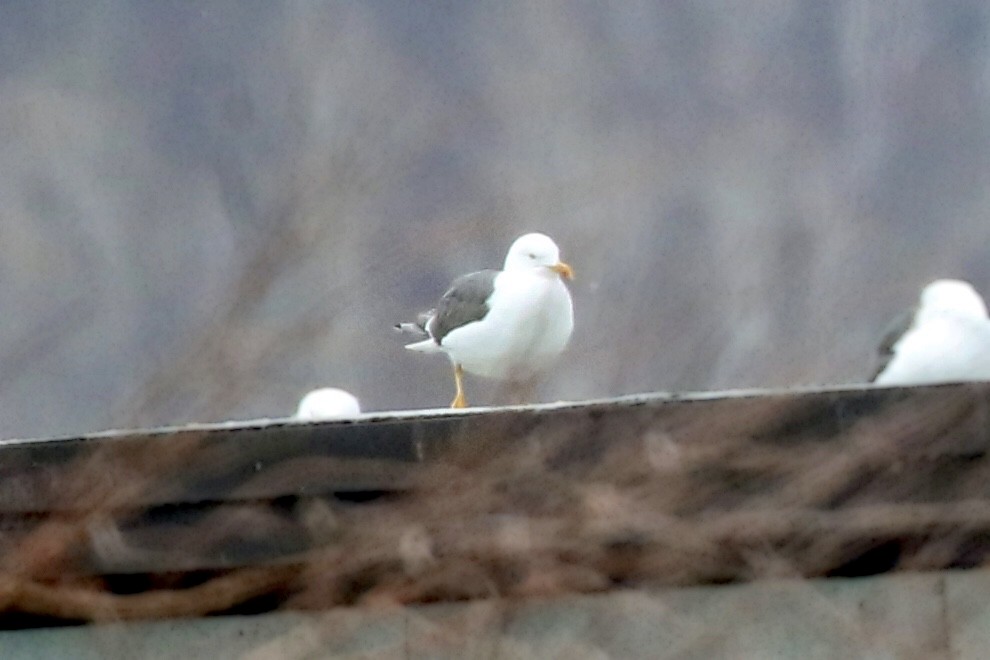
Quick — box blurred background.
[1,1,990,438]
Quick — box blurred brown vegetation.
[2,383,990,629]
[1,2,990,438]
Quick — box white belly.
[440,270,574,380]
[875,317,990,386]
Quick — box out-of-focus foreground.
[2,2,990,437]
[0,383,988,657]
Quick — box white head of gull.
[915,279,989,323]
[295,388,362,421]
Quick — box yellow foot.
[450,363,468,408]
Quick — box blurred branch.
[0,564,299,622]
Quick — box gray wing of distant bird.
[429,269,499,344]
[870,307,916,382]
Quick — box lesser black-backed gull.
[397,232,574,408]
[872,279,990,385]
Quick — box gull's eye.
[528,252,537,259]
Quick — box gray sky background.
[1,1,989,438]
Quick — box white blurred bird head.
[502,232,574,280]
[917,279,988,322]
[295,388,361,421]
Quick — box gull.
[397,232,574,408]
[872,279,990,386]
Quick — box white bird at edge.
[396,232,575,408]
[295,388,362,420]
[872,278,990,386]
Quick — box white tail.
[404,338,441,353]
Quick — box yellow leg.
[450,364,468,408]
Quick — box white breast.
[440,269,574,380]
[875,316,990,386]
